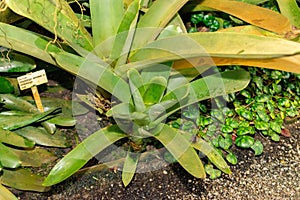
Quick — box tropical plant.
[0,0,300,188]
[0,49,78,198]
[0,93,69,198]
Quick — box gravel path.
[14,122,300,200]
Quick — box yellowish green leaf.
[0,184,18,200]
[276,0,300,28]
[200,0,292,34]
[1,169,50,192]
[122,152,139,187]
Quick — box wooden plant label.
[17,69,48,112]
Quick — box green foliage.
[0,0,300,188]
[172,65,300,176]
[0,53,76,196]
[0,94,75,197]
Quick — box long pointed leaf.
[0,129,35,148]
[131,32,300,61]
[122,32,300,76]
[200,0,292,34]
[0,94,38,113]
[5,0,93,51]
[161,69,250,120]
[0,184,18,200]
[128,68,146,112]
[0,143,21,168]
[90,0,124,57]
[111,0,140,67]
[43,125,127,186]
[179,131,231,174]
[51,51,131,102]
[122,152,140,187]
[154,124,205,178]
[211,55,300,74]
[7,147,57,167]
[0,108,60,131]
[0,22,60,65]
[172,53,300,75]
[186,69,250,105]
[15,126,69,148]
[133,0,189,48]
[276,0,300,28]
[191,138,231,174]
[1,169,50,192]
[159,13,187,37]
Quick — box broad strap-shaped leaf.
[211,55,300,74]
[0,108,60,131]
[154,124,206,178]
[122,32,300,77]
[122,152,140,187]
[1,95,59,133]
[0,142,21,168]
[1,169,50,192]
[218,25,280,37]
[172,51,300,75]
[163,69,250,103]
[5,0,93,51]
[128,68,146,112]
[6,146,57,167]
[111,0,140,67]
[0,94,38,113]
[130,32,300,62]
[235,0,269,4]
[0,184,18,200]
[15,126,70,148]
[127,68,144,93]
[0,52,36,73]
[90,0,124,57]
[0,22,60,65]
[143,76,167,106]
[193,140,231,174]
[43,125,127,186]
[186,69,250,105]
[200,0,292,34]
[162,69,250,119]
[46,116,76,127]
[180,134,231,174]
[276,0,300,28]
[0,129,35,148]
[133,0,189,48]
[51,51,131,103]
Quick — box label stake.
[17,69,48,112]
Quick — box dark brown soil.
[12,122,300,200]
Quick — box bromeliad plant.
[1,0,300,187]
